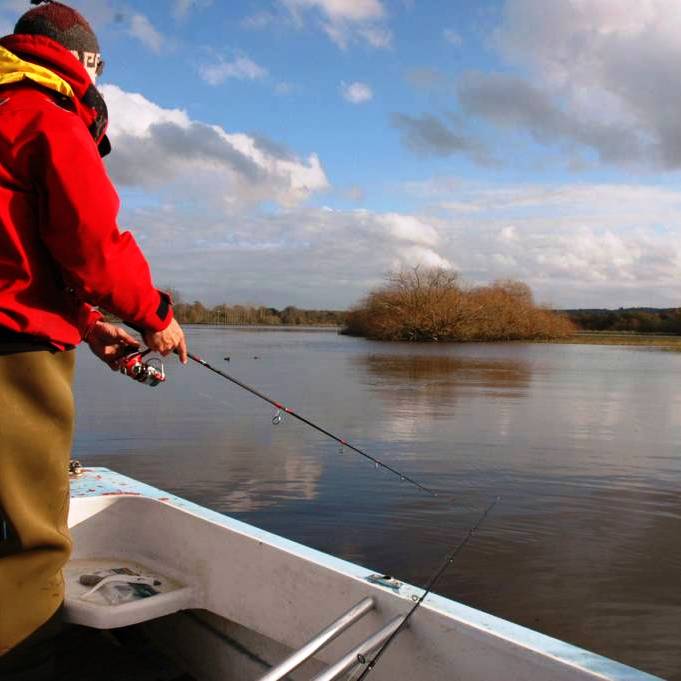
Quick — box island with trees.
[342,268,575,341]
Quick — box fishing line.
[185,351,437,497]
[121,324,436,496]
[352,497,500,680]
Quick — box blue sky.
[3,0,681,309]
[98,1,508,213]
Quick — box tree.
[343,267,575,342]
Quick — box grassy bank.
[545,331,681,349]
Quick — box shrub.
[343,268,575,341]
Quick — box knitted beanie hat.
[14,1,99,55]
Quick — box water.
[73,327,681,679]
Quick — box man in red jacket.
[0,0,187,670]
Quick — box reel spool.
[119,349,166,387]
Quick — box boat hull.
[66,469,661,681]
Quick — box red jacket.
[0,34,172,349]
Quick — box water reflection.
[351,354,532,444]
[358,353,531,395]
[80,426,324,514]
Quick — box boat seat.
[63,558,196,629]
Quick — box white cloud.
[372,211,451,270]
[126,13,164,54]
[102,84,328,208]
[396,245,451,270]
[499,225,518,242]
[199,55,268,85]
[284,0,384,22]
[471,0,681,169]
[401,178,681,307]
[340,81,373,104]
[375,213,439,247]
[125,205,453,308]
[282,0,392,49]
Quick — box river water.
[73,326,681,679]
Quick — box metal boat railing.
[311,615,406,681]
[257,597,376,681]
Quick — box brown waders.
[0,348,75,659]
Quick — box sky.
[3,0,681,310]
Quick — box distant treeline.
[565,308,681,333]
[103,287,681,335]
[343,268,575,342]
[172,301,346,327]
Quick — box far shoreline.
[177,323,681,350]
[542,331,681,350]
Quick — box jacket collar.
[0,43,74,97]
[0,34,110,157]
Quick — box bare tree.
[343,267,575,342]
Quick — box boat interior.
[63,489,388,681]
[49,469,659,681]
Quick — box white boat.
[63,467,662,681]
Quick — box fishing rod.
[185,351,437,497]
[118,337,436,497]
[352,497,500,681]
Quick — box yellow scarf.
[0,44,73,98]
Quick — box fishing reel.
[119,348,166,387]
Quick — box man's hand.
[86,321,140,370]
[143,318,188,364]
